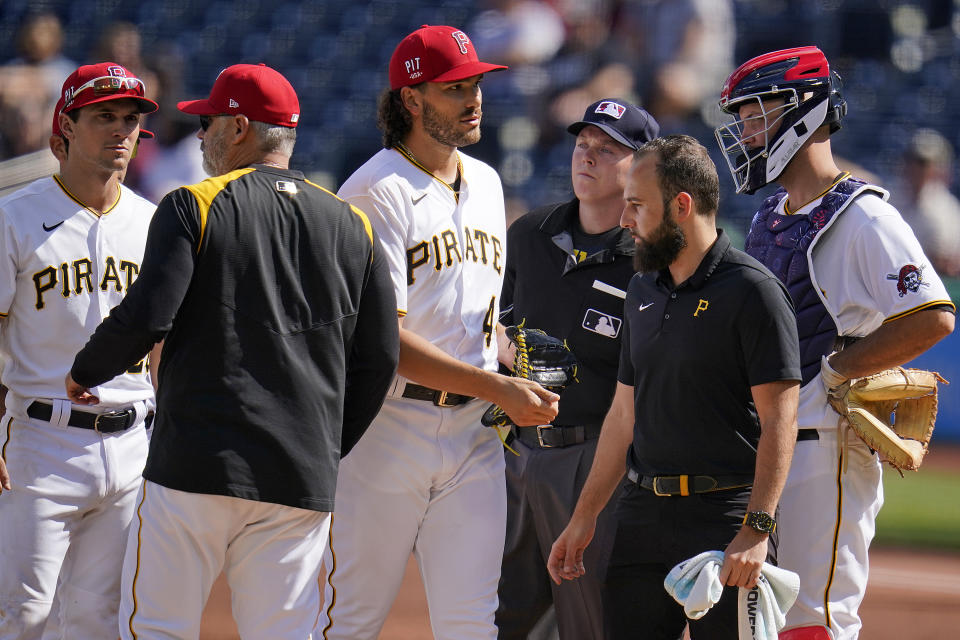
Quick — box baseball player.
[0,62,158,639]
[318,25,559,640]
[715,46,956,639]
[495,99,659,640]
[66,63,400,640]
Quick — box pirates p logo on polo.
[595,101,626,119]
[451,30,471,55]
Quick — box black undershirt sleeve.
[70,189,201,388]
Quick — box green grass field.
[875,466,960,550]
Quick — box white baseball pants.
[120,480,330,640]
[319,398,506,640]
[0,410,149,640]
[777,429,884,640]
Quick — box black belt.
[627,468,753,496]
[515,424,602,449]
[401,384,474,407]
[27,401,147,433]
[797,429,819,441]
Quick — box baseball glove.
[827,366,946,472]
[481,321,579,430]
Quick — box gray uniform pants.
[495,436,621,640]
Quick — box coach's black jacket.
[71,165,399,511]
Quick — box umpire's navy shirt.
[502,199,635,428]
[617,230,800,477]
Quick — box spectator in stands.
[893,128,960,278]
[92,22,160,103]
[613,0,734,127]
[0,12,76,159]
[470,0,566,67]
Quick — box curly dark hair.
[377,84,423,149]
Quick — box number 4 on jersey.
[482,296,496,347]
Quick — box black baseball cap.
[567,99,659,150]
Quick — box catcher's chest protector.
[745,178,884,385]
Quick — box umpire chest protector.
[745,178,886,385]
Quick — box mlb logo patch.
[582,309,621,338]
[275,180,298,195]
[595,101,626,119]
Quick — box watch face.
[746,511,776,533]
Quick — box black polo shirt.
[617,230,800,476]
[502,199,636,428]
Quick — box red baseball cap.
[177,63,300,128]
[389,25,507,90]
[59,62,158,116]
[52,93,154,139]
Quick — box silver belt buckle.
[433,390,457,408]
[536,425,555,448]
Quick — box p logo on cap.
[388,25,507,90]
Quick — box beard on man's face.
[632,201,687,273]
[422,99,481,148]
[201,126,228,177]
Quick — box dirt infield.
[199,445,960,639]
[198,548,960,639]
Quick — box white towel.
[663,550,800,640]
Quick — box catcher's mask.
[715,46,846,194]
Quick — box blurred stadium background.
[1,0,959,438]
[2,3,957,638]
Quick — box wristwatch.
[742,510,777,534]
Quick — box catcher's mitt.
[481,321,578,430]
[826,364,946,472]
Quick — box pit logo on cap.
[451,31,470,55]
[595,101,626,119]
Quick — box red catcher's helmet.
[714,46,846,194]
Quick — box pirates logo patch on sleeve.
[886,264,930,297]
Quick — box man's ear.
[230,114,251,144]
[674,191,694,221]
[400,86,423,117]
[58,113,75,140]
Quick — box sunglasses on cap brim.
[64,75,145,108]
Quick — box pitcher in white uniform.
[0,62,159,639]
[319,25,559,640]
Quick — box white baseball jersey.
[321,147,508,640]
[774,184,954,640]
[785,185,953,431]
[0,175,155,639]
[0,176,156,412]
[337,147,506,376]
